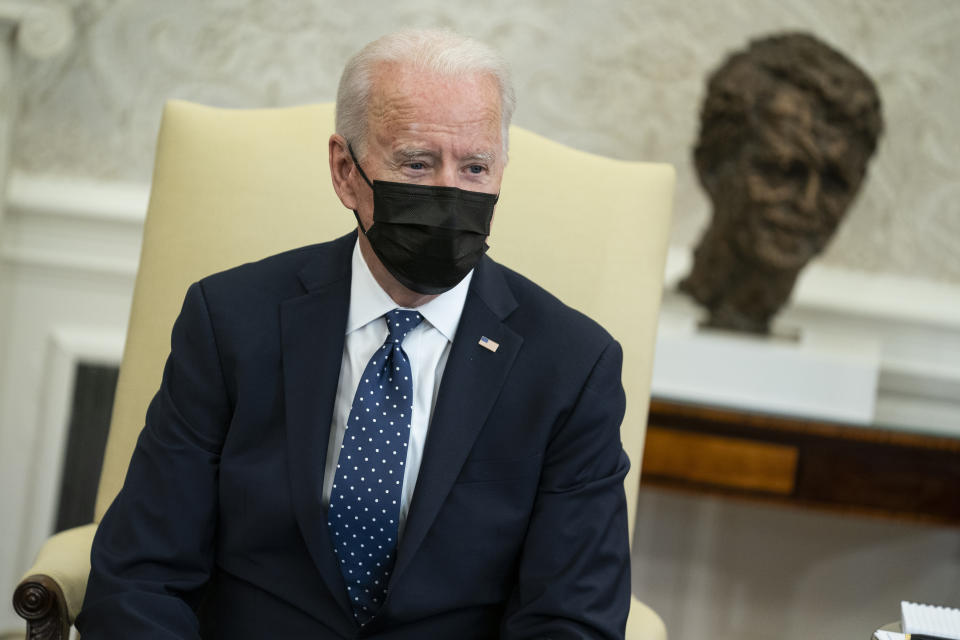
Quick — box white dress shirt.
[322,240,472,537]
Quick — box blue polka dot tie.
[328,309,423,624]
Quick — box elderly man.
[77,30,630,639]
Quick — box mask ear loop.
[347,143,376,189]
[346,142,375,234]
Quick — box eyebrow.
[391,148,497,164]
[393,148,439,162]
[462,152,497,164]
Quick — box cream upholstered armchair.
[13,101,674,639]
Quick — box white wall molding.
[0,1,74,61]
[5,175,960,335]
[16,325,124,578]
[5,171,150,224]
[662,246,960,333]
[2,172,959,435]
[0,173,135,632]
[657,247,960,435]
[0,246,140,279]
[880,357,960,402]
[1,171,147,278]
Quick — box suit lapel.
[280,234,355,619]
[281,244,523,616]
[392,257,522,583]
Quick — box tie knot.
[385,309,423,344]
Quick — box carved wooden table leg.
[12,574,70,640]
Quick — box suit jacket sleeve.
[77,281,231,639]
[501,339,631,640]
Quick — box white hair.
[335,29,516,159]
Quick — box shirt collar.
[346,239,472,343]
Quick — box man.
[679,33,883,334]
[78,29,630,639]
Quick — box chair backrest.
[95,101,675,547]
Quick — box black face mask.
[348,144,498,295]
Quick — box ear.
[329,134,360,211]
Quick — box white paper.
[902,601,960,640]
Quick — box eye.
[467,164,486,175]
[821,167,850,193]
[753,158,806,188]
[407,162,426,171]
[785,162,807,181]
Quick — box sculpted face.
[682,32,882,333]
[713,86,867,271]
[329,64,505,305]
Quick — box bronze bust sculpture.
[679,33,883,334]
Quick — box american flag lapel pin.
[478,336,500,353]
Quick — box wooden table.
[641,398,960,525]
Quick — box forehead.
[366,64,503,154]
[752,86,853,166]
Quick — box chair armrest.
[627,594,667,640]
[12,523,97,639]
[13,523,661,639]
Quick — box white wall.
[0,175,140,634]
[12,0,960,285]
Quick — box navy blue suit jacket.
[78,232,630,639]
